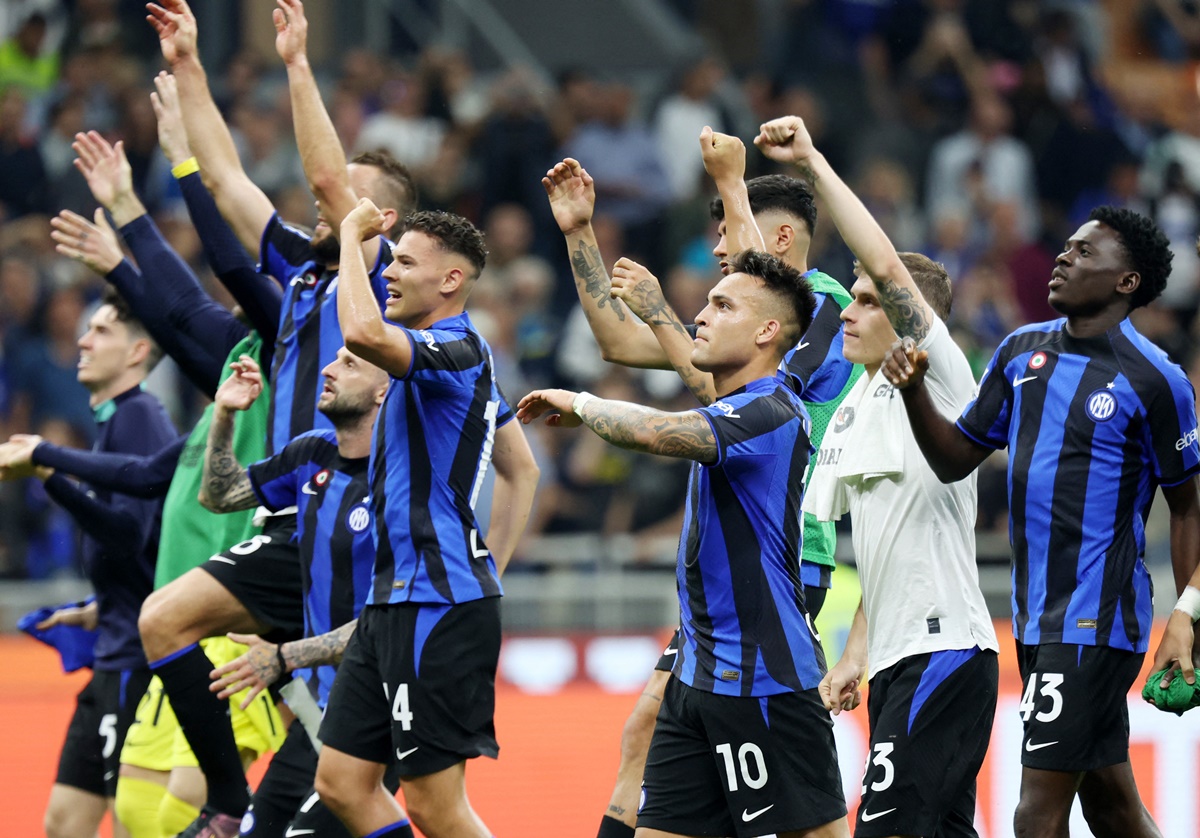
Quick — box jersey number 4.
[388,682,413,731]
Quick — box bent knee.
[313,768,354,816]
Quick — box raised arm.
[543,158,670,369]
[516,388,717,463]
[200,356,265,513]
[147,0,276,254]
[756,115,936,342]
[882,338,991,482]
[609,258,716,405]
[274,0,386,266]
[699,126,765,257]
[485,419,540,575]
[337,200,413,374]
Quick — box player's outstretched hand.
[72,131,134,212]
[150,72,191,166]
[273,0,308,66]
[146,0,199,66]
[1151,610,1198,688]
[610,257,668,324]
[542,158,595,236]
[51,209,123,276]
[881,337,929,390]
[0,434,44,480]
[753,115,818,166]
[36,599,99,631]
[341,197,387,242]
[210,632,283,708]
[819,657,863,716]
[517,389,584,428]
[215,354,264,412]
[699,126,746,184]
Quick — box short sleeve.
[401,328,488,388]
[918,317,978,417]
[258,213,315,286]
[783,291,854,402]
[247,433,320,511]
[1146,369,1200,487]
[956,337,1014,450]
[698,390,802,467]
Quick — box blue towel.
[18,599,99,673]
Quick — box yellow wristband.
[171,157,199,179]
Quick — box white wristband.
[1174,586,1200,622]
[572,391,596,418]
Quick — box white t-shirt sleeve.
[917,317,977,416]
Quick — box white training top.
[804,316,999,677]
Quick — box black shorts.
[654,584,827,672]
[56,668,152,797]
[201,518,304,643]
[240,720,400,838]
[638,676,846,837]
[1015,642,1143,772]
[319,598,501,777]
[857,648,998,838]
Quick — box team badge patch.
[1029,352,1047,370]
[346,503,371,533]
[1085,389,1117,422]
[313,469,332,487]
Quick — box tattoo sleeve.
[580,399,718,462]
[570,240,625,321]
[200,409,258,512]
[281,620,358,670]
[873,280,933,342]
[624,279,716,405]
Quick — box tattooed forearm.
[626,280,717,404]
[671,363,716,406]
[200,408,257,512]
[281,620,357,669]
[570,240,626,321]
[874,280,932,342]
[580,400,718,462]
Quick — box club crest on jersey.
[346,503,371,533]
[1028,352,1047,370]
[833,405,855,433]
[417,330,440,352]
[290,269,320,288]
[313,469,332,487]
[711,401,740,419]
[1085,389,1117,422]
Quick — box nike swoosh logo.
[1025,739,1058,752]
[860,808,896,822]
[1013,375,1037,387]
[662,648,678,656]
[396,746,419,760]
[302,482,317,495]
[742,804,774,822]
[796,341,810,350]
[103,770,115,781]
[285,828,315,837]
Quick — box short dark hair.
[100,287,163,371]
[727,249,815,352]
[351,150,419,239]
[401,210,488,279]
[897,252,953,320]
[709,174,817,236]
[1087,205,1173,310]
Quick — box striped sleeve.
[957,336,1014,449]
[258,213,315,287]
[248,431,327,510]
[1146,365,1200,486]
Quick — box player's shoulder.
[280,429,340,462]
[1112,319,1193,395]
[113,389,174,430]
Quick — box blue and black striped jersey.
[367,312,515,606]
[673,376,826,697]
[258,215,390,453]
[248,430,374,707]
[958,318,1200,652]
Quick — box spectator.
[653,56,730,200]
[0,11,59,98]
[0,87,49,218]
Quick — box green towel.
[1141,668,1200,715]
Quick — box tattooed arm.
[611,258,717,405]
[543,158,673,369]
[209,622,358,708]
[517,389,717,463]
[756,115,936,342]
[199,354,262,513]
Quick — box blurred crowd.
[2,0,1200,578]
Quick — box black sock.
[363,820,414,838]
[151,643,250,816]
[598,814,636,838]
